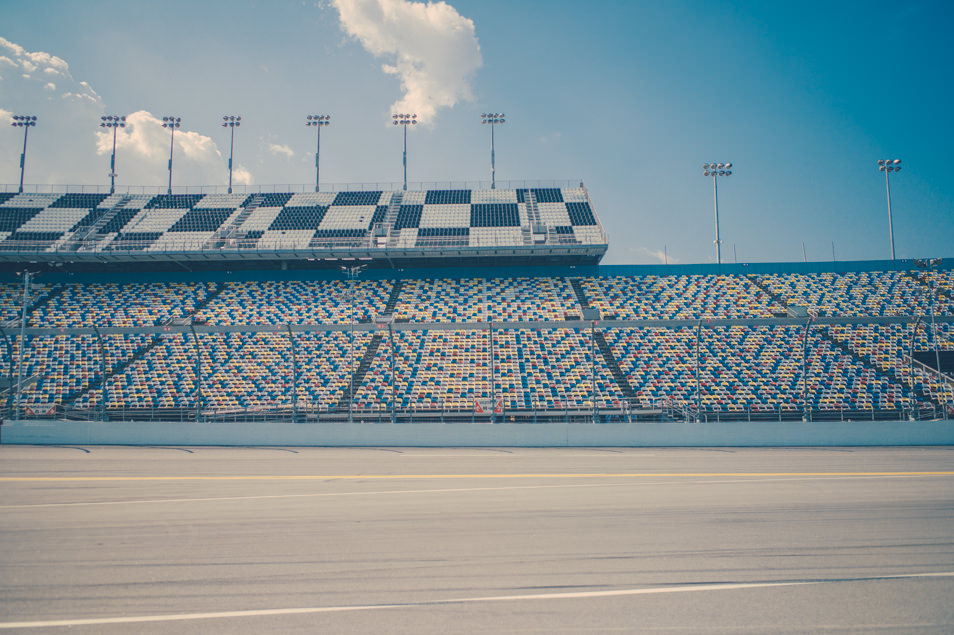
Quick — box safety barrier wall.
[4,419,954,447]
[1,258,947,286]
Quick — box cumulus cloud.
[232,166,253,185]
[0,37,245,188]
[92,110,243,187]
[331,0,482,123]
[0,36,98,105]
[268,143,295,158]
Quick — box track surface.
[1,446,953,633]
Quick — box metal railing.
[1,180,586,196]
[25,402,947,424]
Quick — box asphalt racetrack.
[1,445,953,633]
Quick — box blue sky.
[0,0,951,265]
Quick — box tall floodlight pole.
[878,159,902,260]
[341,265,366,423]
[481,112,505,189]
[161,116,181,195]
[222,115,241,194]
[305,115,330,192]
[100,115,126,194]
[11,115,37,194]
[392,113,417,190]
[703,162,732,265]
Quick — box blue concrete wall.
[4,420,953,447]
[3,258,948,286]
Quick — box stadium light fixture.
[393,113,417,190]
[222,115,241,194]
[11,115,38,194]
[878,159,902,260]
[100,115,126,194]
[305,114,330,192]
[481,112,505,189]
[161,116,182,195]
[702,162,732,265]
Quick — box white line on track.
[2,572,952,629]
[0,482,616,509]
[0,474,934,509]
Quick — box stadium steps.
[747,276,941,409]
[62,283,226,408]
[61,333,164,407]
[334,280,402,411]
[567,278,636,399]
[904,271,954,306]
[208,194,264,247]
[383,280,404,316]
[336,332,384,412]
[568,277,591,309]
[821,331,943,409]
[71,195,135,250]
[593,330,638,401]
[384,192,404,247]
[26,284,66,315]
[190,282,226,318]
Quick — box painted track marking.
[0,572,951,629]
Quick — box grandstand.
[0,184,605,269]
[0,183,952,426]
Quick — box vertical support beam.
[286,324,298,423]
[489,320,496,423]
[93,326,109,421]
[695,320,703,422]
[802,317,813,421]
[189,325,204,423]
[0,328,14,419]
[910,316,921,421]
[15,271,32,421]
[591,321,597,423]
[389,322,396,424]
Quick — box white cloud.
[0,36,72,84]
[232,166,253,185]
[269,143,295,158]
[93,111,219,166]
[87,110,253,188]
[331,0,482,123]
[44,82,55,91]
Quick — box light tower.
[305,114,330,192]
[11,115,37,194]
[703,162,733,265]
[222,115,241,194]
[161,116,181,195]
[392,113,417,190]
[878,159,902,260]
[481,112,505,189]
[100,115,126,194]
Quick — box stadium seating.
[2,268,950,416]
[0,187,609,254]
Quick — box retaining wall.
[3,419,954,447]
